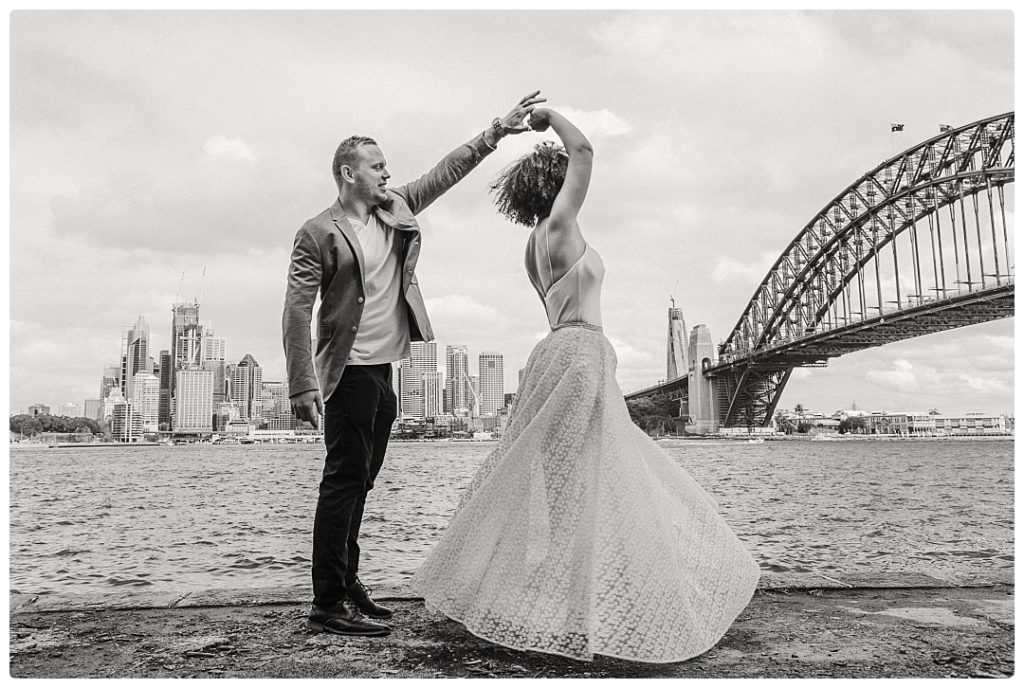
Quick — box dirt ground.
[9,584,1013,678]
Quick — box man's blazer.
[283,133,494,403]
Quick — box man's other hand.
[291,389,323,425]
[500,90,547,135]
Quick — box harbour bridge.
[626,112,1015,431]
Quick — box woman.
[411,109,760,663]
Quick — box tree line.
[10,414,103,438]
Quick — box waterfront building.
[445,345,472,415]
[111,402,145,442]
[230,354,263,421]
[422,371,445,420]
[173,369,214,432]
[83,399,103,421]
[131,372,161,431]
[860,412,1011,436]
[478,352,504,416]
[667,300,689,380]
[213,401,240,432]
[120,315,152,401]
[28,403,51,416]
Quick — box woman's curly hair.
[489,141,569,227]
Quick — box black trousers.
[311,363,397,608]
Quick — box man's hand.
[291,389,323,426]
[498,90,547,135]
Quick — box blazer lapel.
[329,199,367,294]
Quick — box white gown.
[411,236,761,663]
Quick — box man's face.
[345,144,390,204]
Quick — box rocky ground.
[9,575,1014,679]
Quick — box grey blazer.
[283,133,494,403]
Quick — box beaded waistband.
[551,321,603,332]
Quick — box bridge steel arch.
[712,112,1014,429]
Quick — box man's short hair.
[333,135,378,187]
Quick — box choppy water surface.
[8,438,1013,594]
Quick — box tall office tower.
[260,381,293,429]
[83,399,103,421]
[157,350,172,430]
[445,344,472,415]
[101,389,125,420]
[399,341,437,419]
[230,354,263,421]
[169,302,204,424]
[131,372,161,431]
[422,371,445,420]
[667,299,689,380]
[120,315,151,401]
[479,352,505,416]
[173,369,214,432]
[100,365,121,402]
[399,359,424,419]
[201,329,228,405]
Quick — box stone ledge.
[10,572,1012,615]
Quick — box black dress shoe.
[306,601,391,636]
[346,577,394,619]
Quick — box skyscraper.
[201,328,228,405]
[100,365,120,403]
[478,352,504,416]
[169,302,203,425]
[230,354,263,421]
[445,344,472,415]
[173,369,214,432]
[667,299,688,380]
[157,350,172,430]
[422,371,444,420]
[400,341,438,419]
[121,315,151,401]
[131,372,160,431]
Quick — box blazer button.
[351,326,358,333]
[357,297,364,304]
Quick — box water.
[8,438,1013,594]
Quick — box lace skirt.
[410,324,760,663]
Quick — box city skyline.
[8,10,1015,417]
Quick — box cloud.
[865,359,919,392]
[204,135,257,163]
[589,14,669,58]
[424,294,511,342]
[959,373,1011,395]
[711,251,777,286]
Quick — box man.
[283,91,545,636]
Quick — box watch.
[490,117,506,138]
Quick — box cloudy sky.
[8,9,1015,417]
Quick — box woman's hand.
[529,108,552,132]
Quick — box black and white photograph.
[6,6,1015,679]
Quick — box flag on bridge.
[939,124,953,133]
[891,123,905,132]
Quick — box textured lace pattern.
[411,327,761,662]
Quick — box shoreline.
[9,433,1013,450]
